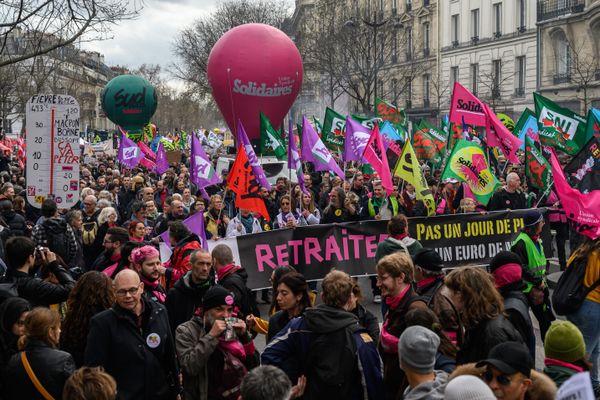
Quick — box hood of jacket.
[304,304,359,334]
[176,233,201,248]
[384,236,419,250]
[403,371,448,400]
[173,271,211,295]
[43,218,68,234]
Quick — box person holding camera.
[0,236,75,307]
[175,285,259,400]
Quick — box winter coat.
[375,236,423,262]
[261,304,384,400]
[456,313,524,365]
[165,271,211,334]
[402,371,448,400]
[352,303,380,346]
[217,266,258,319]
[415,277,461,344]
[31,217,78,263]
[84,298,180,400]
[488,188,527,211]
[226,215,262,237]
[0,261,75,307]
[1,210,27,237]
[3,339,75,400]
[543,363,580,388]
[166,234,202,290]
[175,316,258,400]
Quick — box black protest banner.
[236,209,552,289]
[564,136,600,192]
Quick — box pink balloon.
[207,23,303,141]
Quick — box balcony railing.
[452,40,459,48]
[514,87,526,97]
[553,73,572,84]
[537,0,585,22]
[493,31,502,38]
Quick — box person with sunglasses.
[475,342,534,400]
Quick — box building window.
[471,9,479,39]
[392,78,398,101]
[451,66,459,86]
[393,34,398,63]
[406,28,413,60]
[423,74,430,106]
[405,77,412,108]
[493,3,502,36]
[552,30,571,78]
[406,0,412,12]
[451,14,459,44]
[492,59,502,98]
[470,63,479,95]
[423,22,430,55]
[517,0,526,30]
[378,79,384,98]
[515,56,526,96]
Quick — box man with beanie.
[489,251,534,357]
[476,342,533,400]
[413,248,460,344]
[175,285,258,400]
[444,375,495,400]
[543,321,589,387]
[262,270,384,400]
[398,326,448,400]
[511,209,555,341]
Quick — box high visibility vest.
[513,232,546,293]
[368,197,399,217]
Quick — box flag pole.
[534,185,552,208]
[217,187,229,230]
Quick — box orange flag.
[227,145,270,221]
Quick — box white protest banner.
[556,372,595,400]
[26,94,81,209]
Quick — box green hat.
[544,321,585,363]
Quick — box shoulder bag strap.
[20,351,55,400]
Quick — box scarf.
[544,358,585,373]
[217,264,242,282]
[240,214,254,234]
[371,196,384,209]
[140,275,165,303]
[416,275,439,290]
[217,337,256,361]
[385,284,410,311]
[392,233,408,241]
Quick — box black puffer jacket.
[3,339,75,400]
[165,272,211,335]
[1,210,27,237]
[457,313,524,365]
[0,261,75,307]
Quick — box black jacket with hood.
[165,271,212,334]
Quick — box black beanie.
[413,248,444,272]
[0,297,31,333]
[202,285,235,311]
[489,251,522,273]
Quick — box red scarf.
[218,337,255,360]
[217,264,241,282]
[140,275,165,303]
[392,233,408,241]
[416,276,438,290]
[544,358,584,373]
[385,284,410,310]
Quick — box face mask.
[407,192,416,200]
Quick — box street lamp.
[345,11,401,113]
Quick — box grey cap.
[444,375,496,400]
[398,326,440,374]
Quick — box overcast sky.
[82,0,219,74]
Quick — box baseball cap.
[475,342,533,378]
[413,248,444,272]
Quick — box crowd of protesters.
[0,143,597,400]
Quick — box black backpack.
[303,323,362,400]
[42,220,70,262]
[552,257,600,315]
[0,282,18,304]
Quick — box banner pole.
[534,185,552,208]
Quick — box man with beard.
[91,227,128,272]
[166,249,213,334]
[176,285,258,400]
[132,245,167,304]
[85,269,180,400]
[154,199,186,235]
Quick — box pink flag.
[139,157,156,170]
[548,148,600,239]
[155,142,169,175]
[363,125,394,195]
[449,82,486,126]
[138,141,157,161]
[484,104,523,164]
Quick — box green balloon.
[101,75,157,131]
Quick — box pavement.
[253,257,565,371]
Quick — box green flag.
[534,93,587,151]
[525,136,552,192]
[259,112,286,160]
[441,139,500,205]
[321,107,345,151]
[313,116,323,135]
[412,120,447,166]
[375,98,406,130]
[585,108,600,143]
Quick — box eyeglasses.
[281,202,290,205]
[115,286,140,297]
[482,369,513,386]
[375,274,390,282]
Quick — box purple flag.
[344,117,371,162]
[159,211,208,250]
[155,142,169,175]
[236,120,271,190]
[190,132,221,189]
[301,116,345,178]
[117,132,144,169]
[288,117,308,194]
